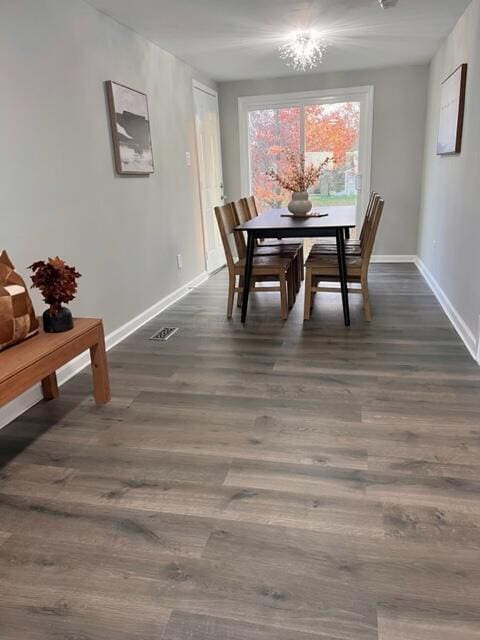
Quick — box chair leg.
[304,268,313,321]
[298,247,304,282]
[292,255,300,293]
[227,274,235,319]
[361,278,372,321]
[287,268,294,309]
[279,273,288,320]
[237,276,244,307]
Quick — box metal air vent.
[149,327,179,341]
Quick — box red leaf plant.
[29,257,81,316]
[266,149,330,194]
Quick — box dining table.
[235,207,356,326]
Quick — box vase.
[42,306,74,333]
[287,191,313,215]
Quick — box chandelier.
[279,31,327,72]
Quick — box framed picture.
[106,81,154,174]
[437,63,467,155]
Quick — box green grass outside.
[310,194,356,206]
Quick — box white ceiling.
[88,0,471,81]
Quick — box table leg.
[90,326,111,404]
[41,372,59,401]
[336,228,351,326]
[241,231,256,323]
[344,228,350,240]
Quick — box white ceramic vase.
[287,191,313,215]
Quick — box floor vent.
[149,327,179,342]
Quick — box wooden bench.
[0,318,110,407]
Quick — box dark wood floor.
[1,264,480,639]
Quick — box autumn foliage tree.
[249,102,360,210]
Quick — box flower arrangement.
[266,149,329,193]
[29,257,81,316]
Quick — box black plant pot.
[42,307,74,333]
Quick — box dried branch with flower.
[266,149,330,193]
[29,257,81,316]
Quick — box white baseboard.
[414,257,478,362]
[0,270,209,430]
[371,255,416,263]
[104,270,208,352]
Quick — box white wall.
[417,0,480,356]
[0,0,215,335]
[218,65,429,257]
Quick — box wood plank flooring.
[1,264,480,639]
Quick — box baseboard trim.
[371,255,416,263]
[104,270,208,352]
[414,257,477,362]
[0,270,209,430]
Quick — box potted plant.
[266,149,329,215]
[29,257,81,333]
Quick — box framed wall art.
[437,63,467,156]
[106,80,154,174]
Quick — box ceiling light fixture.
[279,31,328,72]
[378,0,399,8]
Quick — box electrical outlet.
[185,152,192,167]
[176,254,183,269]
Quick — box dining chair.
[240,195,305,282]
[244,195,258,218]
[214,203,294,320]
[232,198,301,295]
[303,197,385,322]
[309,192,380,257]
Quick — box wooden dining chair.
[215,203,294,320]
[304,197,384,322]
[232,198,301,295]
[239,195,305,282]
[244,195,258,218]
[310,192,380,257]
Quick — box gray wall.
[218,65,429,256]
[417,0,480,342]
[0,0,215,335]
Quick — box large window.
[240,87,373,224]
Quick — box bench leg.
[90,327,111,405]
[41,372,59,401]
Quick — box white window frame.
[238,85,374,227]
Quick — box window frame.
[238,85,374,226]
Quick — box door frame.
[238,85,374,227]
[193,79,225,273]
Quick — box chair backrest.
[361,196,384,273]
[214,203,241,273]
[231,199,250,259]
[232,199,250,225]
[359,192,379,247]
[244,195,259,218]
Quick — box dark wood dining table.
[235,207,356,326]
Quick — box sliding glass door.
[240,87,373,226]
[304,102,360,209]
